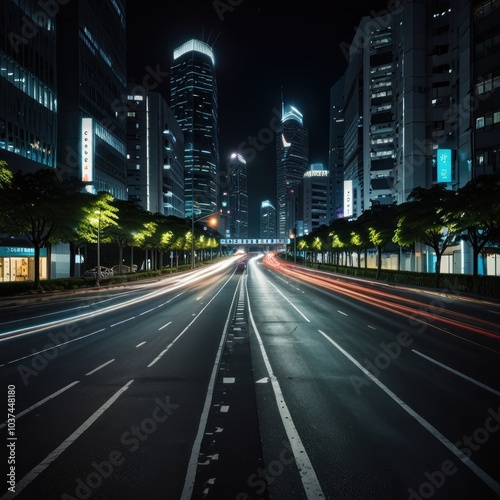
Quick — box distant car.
[235,260,246,272]
[83,266,114,278]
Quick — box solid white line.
[85,359,115,376]
[318,330,500,496]
[247,282,324,499]
[136,341,146,348]
[266,279,310,323]
[0,381,80,430]
[180,277,241,500]
[412,349,500,397]
[159,321,172,331]
[3,380,134,499]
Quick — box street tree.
[0,164,85,290]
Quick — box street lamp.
[191,212,219,269]
[95,209,101,286]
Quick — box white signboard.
[81,118,94,183]
[344,180,353,218]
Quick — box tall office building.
[471,0,500,177]
[329,76,345,219]
[56,0,128,198]
[126,89,185,218]
[0,0,57,172]
[276,104,309,238]
[227,153,248,238]
[343,15,396,219]
[260,200,277,240]
[170,39,219,220]
[303,163,332,235]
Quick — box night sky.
[126,0,390,234]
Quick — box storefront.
[0,245,48,282]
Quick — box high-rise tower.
[276,104,309,238]
[228,153,248,239]
[170,39,219,219]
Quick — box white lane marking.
[367,325,377,330]
[3,380,134,499]
[337,310,348,316]
[256,377,269,384]
[136,341,146,348]
[159,321,172,331]
[220,405,230,413]
[139,307,157,316]
[110,317,135,327]
[148,274,234,368]
[85,359,115,376]
[2,329,106,366]
[247,282,324,499]
[412,349,500,397]
[318,330,500,496]
[0,381,80,429]
[223,377,235,384]
[180,277,241,499]
[266,280,310,323]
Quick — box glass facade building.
[276,104,309,238]
[228,153,248,238]
[56,0,127,199]
[170,39,219,220]
[0,0,57,172]
[126,90,185,218]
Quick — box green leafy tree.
[0,165,85,290]
[107,199,148,273]
[453,172,500,277]
[393,186,459,287]
[76,192,119,280]
[360,204,397,279]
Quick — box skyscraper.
[303,163,332,235]
[276,104,309,238]
[56,0,128,198]
[260,200,277,240]
[0,0,57,172]
[126,89,184,218]
[170,39,219,220]
[228,153,248,238]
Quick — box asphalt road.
[1,254,499,500]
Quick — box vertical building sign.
[344,180,353,218]
[81,118,94,183]
[437,149,452,183]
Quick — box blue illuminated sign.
[437,149,452,183]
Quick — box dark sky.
[125,0,389,234]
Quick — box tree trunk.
[376,245,382,280]
[34,244,42,291]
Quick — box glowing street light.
[191,212,219,269]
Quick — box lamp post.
[95,210,101,286]
[191,212,219,269]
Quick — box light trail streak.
[263,253,500,343]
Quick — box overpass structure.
[220,238,286,251]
